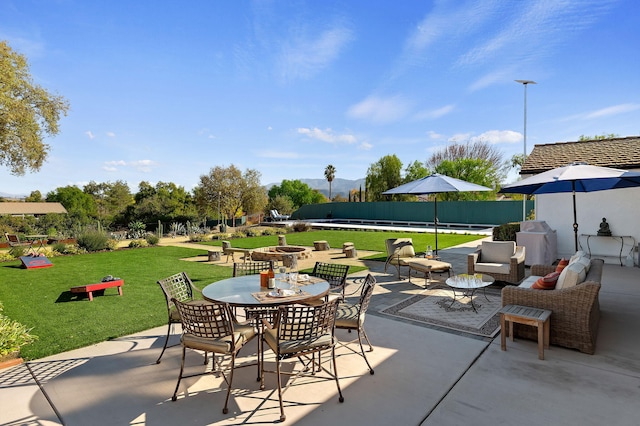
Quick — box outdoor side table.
[500,304,551,360]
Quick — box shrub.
[77,231,110,252]
[187,233,205,242]
[231,230,246,239]
[0,252,15,262]
[292,221,311,232]
[106,239,119,251]
[245,228,262,237]
[261,227,278,236]
[8,246,26,258]
[128,239,148,248]
[52,242,67,253]
[145,234,160,245]
[127,221,146,239]
[493,223,520,241]
[0,301,38,357]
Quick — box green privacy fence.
[291,200,534,226]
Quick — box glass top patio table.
[202,275,330,307]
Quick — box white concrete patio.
[2,246,640,425]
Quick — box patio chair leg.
[332,347,345,403]
[172,347,187,401]
[156,322,173,364]
[276,358,286,422]
[222,355,235,415]
[358,329,375,375]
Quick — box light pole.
[515,79,536,221]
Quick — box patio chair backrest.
[385,238,415,258]
[157,272,195,312]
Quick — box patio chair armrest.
[510,246,526,267]
[467,249,480,274]
[531,264,557,276]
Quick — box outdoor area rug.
[381,285,502,337]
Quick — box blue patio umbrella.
[500,162,640,251]
[382,173,492,254]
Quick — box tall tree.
[324,164,336,200]
[434,159,497,200]
[365,154,403,201]
[426,140,508,181]
[132,181,197,225]
[268,179,325,209]
[46,185,97,225]
[84,180,133,227]
[195,165,267,223]
[0,41,69,175]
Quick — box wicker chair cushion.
[474,262,511,275]
[263,327,334,355]
[480,241,516,263]
[531,271,560,290]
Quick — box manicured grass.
[202,229,483,255]
[0,230,485,360]
[0,246,225,360]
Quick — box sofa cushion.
[474,262,511,275]
[569,251,586,264]
[572,255,591,273]
[555,258,569,273]
[532,271,560,290]
[480,241,516,263]
[518,275,538,288]
[556,261,587,289]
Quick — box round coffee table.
[445,274,495,313]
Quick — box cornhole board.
[70,279,124,301]
[20,255,53,269]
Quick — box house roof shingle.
[0,202,67,215]
[522,136,640,175]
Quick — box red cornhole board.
[20,255,53,269]
[70,279,124,301]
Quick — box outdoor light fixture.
[515,79,536,221]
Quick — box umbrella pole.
[434,196,438,255]
[573,187,579,252]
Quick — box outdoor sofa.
[501,252,603,354]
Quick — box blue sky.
[1,0,639,197]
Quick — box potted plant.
[0,302,38,369]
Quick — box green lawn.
[201,229,483,256]
[0,246,223,360]
[0,230,485,360]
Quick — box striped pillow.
[532,271,560,290]
[555,258,569,273]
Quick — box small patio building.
[0,202,67,217]
[522,136,640,263]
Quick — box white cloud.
[428,131,445,140]
[297,127,356,144]
[471,130,522,144]
[278,24,353,82]
[358,141,373,150]
[347,95,411,124]
[584,103,640,119]
[102,159,157,173]
[106,132,116,137]
[85,131,95,139]
[413,104,455,120]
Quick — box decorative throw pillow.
[555,258,569,273]
[532,271,560,290]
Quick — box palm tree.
[324,165,336,200]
